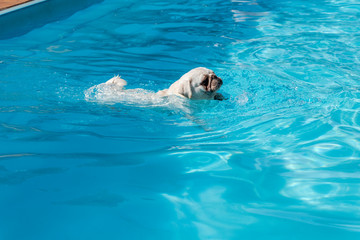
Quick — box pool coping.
[0,0,46,16]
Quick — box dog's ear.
[179,78,192,99]
[181,79,192,99]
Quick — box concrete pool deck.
[0,0,34,11]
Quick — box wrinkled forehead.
[188,68,215,78]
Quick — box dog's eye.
[201,76,209,86]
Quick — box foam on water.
[84,80,162,105]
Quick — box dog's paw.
[214,93,226,101]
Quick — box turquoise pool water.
[1,0,360,239]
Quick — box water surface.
[1,0,360,239]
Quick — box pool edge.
[0,0,47,16]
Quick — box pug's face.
[186,67,223,99]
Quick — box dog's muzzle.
[209,77,223,92]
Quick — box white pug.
[157,67,224,100]
[104,67,224,101]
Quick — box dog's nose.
[215,78,222,89]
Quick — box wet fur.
[105,67,224,100]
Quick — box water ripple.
[1,0,360,238]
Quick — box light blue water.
[1,0,360,239]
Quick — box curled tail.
[105,75,127,89]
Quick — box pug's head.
[178,67,223,99]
